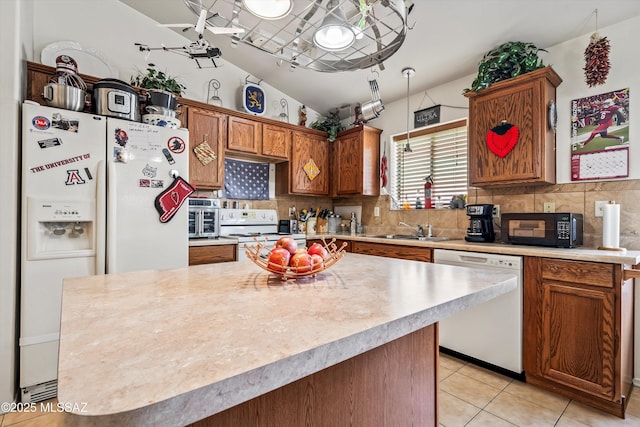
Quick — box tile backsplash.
[205,179,640,251]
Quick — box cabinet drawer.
[542,259,614,288]
[352,241,431,262]
[189,244,237,265]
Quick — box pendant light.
[313,0,356,52]
[402,67,415,152]
[242,0,293,20]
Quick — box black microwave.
[501,212,583,248]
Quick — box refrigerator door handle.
[96,160,106,274]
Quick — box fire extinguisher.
[424,175,433,209]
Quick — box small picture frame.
[414,105,441,128]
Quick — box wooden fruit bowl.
[244,237,347,281]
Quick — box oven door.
[189,208,220,238]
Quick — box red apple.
[310,254,325,272]
[289,252,312,273]
[275,237,298,255]
[267,247,291,273]
[307,242,329,260]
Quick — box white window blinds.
[391,119,467,209]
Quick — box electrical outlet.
[288,207,296,217]
[374,206,380,217]
[492,205,500,219]
[544,202,555,213]
[595,200,608,217]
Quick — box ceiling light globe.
[242,0,293,20]
[314,25,355,51]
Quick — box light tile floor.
[2,353,639,426]
[439,353,640,427]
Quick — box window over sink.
[390,119,468,209]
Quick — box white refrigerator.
[20,102,191,402]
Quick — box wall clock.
[243,84,266,116]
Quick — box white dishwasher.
[433,249,523,377]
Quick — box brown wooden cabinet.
[261,123,291,160]
[276,130,329,196]
[225,117,291,162]
[227,115,262,154]
[465,67,562,187]
[333,125,381,196]
[185,107,226,190]
[351,241,432,262]
[523,257,634,417]
[188,244,237,265]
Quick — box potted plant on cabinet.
[465,41,547,93]
[310,109,345,142]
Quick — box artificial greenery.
[310,109,346,142]
[465,41,547,93]
[130,66,186,96]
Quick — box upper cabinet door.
[334,126,381,196]
[186,107,226,190]
[277,131,329,196]
[227,116,262,154]
[261,123,291,161]
[466,67,562,187]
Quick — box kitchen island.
[57,253,517,426]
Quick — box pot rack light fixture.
[402,66,415,152]
[313,0,355,52]
[242,0,293,20]
[183,0,410,72]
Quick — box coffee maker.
[465,204,495,242]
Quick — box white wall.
[30,0,320,124]
[374,14,640,183]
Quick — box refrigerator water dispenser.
[27,198,95,260]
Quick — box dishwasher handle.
[459,254,491,264]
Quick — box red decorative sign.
[486,122,519,158]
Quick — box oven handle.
[196,210,204,236]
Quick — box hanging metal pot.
[360,78,385,121]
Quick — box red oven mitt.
[154,175,194,223]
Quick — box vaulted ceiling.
[121,0,640,115]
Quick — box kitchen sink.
[366,234,452,242]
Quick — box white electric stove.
[219,209,306,261]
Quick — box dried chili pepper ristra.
[584,32,611,87]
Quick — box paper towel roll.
[602,202,620,249]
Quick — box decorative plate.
[41,41,118,78]
[242,84,266,115]
[547,100,557,133]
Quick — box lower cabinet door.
[189,245,237,265]
[538,280,616,399]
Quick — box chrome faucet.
[399,221,425,236]
[398,221,432,237]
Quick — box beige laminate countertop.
[312,234,640,265]
[57,253,516,427]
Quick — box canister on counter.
[327,214,341,233]
[306,217,317,235]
